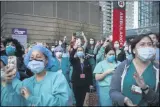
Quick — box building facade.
[126,1,139,30]
[1,1,102,43]
[100,1,139,37]
[99,1,113,36]
[138,1,159,28]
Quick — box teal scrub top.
[1,83,23,106]
[11,71,71,106]
[123,62,156,105]
[96,47,105,64]
[93,60,118,86]
[87,48,96,72]
[51,58,71,82]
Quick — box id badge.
[131,85,142,94]
[57,69,62,73]
[80,74,85,79]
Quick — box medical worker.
[113,41,126,62]
[86,38,97,72]
[93,45,120,106]
[51,46,71,83]
[4,45,71,106]
[70,44,93,106]
[124,43,133,60]
[1,55,22,106]
[4,38,27,80]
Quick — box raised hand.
[95,41,101,47]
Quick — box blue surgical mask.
[107,55,115,63]
[77,51,84,58]
[6,46,16,56]
[27,60,45,74]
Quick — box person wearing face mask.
[148,33,159,63]
[114,41,126,62]
[51,46,71,83]
[4,38,28,80]
[61,36,70,58]
[3,45,72,106]
[51,45,56,52]
[55,40,58,47]
[93,46,120,106]
[1,55,22,106]
[70,45,93,106]
[86,38,97,72]
[110,34,159,106]
[86,38,101,88]
[96,38,112,64]
[124,42,133,60]
[58,40,63,46]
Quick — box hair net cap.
[54,46,64,52]
[0,56,8,65]
[24,45,54,69]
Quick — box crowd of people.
[0,31,159,106]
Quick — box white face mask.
[51,48,55,52]
[137,47,156,62]
[59,41,62,46]
[90,41,94,45]
[114,44,120,49]
[55,52,63,58]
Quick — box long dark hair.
[4,38,24,57]
[86,38,95,53]
[105,45,117,63]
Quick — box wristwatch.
[141,85,149,92]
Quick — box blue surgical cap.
[54,46,64,52]
[0,56,8,65]
[24,45,54,69]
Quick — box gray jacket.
[109,59,159,106]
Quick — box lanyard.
[80,63,84,74]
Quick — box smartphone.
[8,56,17,77]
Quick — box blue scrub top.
[123,62,156,105]
[11,71,71,106]
[51,58,71,82]
[1,83,22,106]
[93,60,119,86]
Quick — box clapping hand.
[21,87,30,99]
[133,72,147,89]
